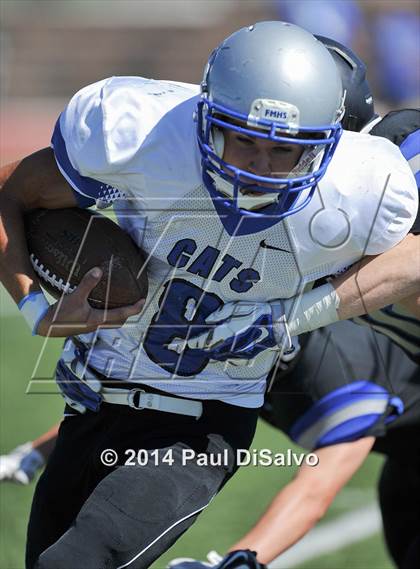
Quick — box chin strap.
[287,143,324,179]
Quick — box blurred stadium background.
[1,1,419,568]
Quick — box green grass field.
[0,291,393,569]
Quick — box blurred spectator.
[277,0,364,47]
[274,0,419,107]
[373,11,420,105]
[1,0,419,160]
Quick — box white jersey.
[51,76,418,408]
[356,114,420,363]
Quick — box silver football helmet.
[197,21,345,234]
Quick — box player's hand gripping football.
[169,300,293,361]
[36,267,145,337]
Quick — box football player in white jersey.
[0,22,418,569]
[167,40,420,569]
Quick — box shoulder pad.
[370,109,420,147]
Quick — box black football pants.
[379,458,420,569]
[26,389,259,569]
[263,320,420,568]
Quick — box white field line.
[269,503,382,568]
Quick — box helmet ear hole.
[212,127,225,157]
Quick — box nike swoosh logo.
[260,239,292,253]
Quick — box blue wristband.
[18,291,50,335]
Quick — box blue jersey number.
[143,279,223,376]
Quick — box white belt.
[101,387,203,419]
[66,340,203,420]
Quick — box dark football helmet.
[316,35,377,132]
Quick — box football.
[25,208,148,309]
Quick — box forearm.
[286,235,420,336]
[333,234,420,320]
[229,438,374,564]
[229,478,328,564]
[0,183,42,303]
[0,160,20,188]
[399,292,420,317]
[32,424,60,461]
[0,149,77,304]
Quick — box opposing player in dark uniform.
[169,40,420,569]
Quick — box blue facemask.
[197,97,342,236]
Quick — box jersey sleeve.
[362,137,419,255]
[51,78,141,207]
[262,374,402,450]
[400,130,420,234]
[370,110,420,235]
[288,380,404,449]
[261,323,408,451]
